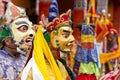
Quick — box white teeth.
[67,43,72,46]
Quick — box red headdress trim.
[47,9,71,32]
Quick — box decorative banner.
[69,0,88,70]
[97,0,108,14]
[73,0,87,41]
[74,0,87,10]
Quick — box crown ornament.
[47,9,72,32]
[46,0,72,32]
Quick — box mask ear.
[50,30,58,48]
[10,5,20,20]
[50,30,56,40]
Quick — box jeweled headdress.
[46,0,72,32]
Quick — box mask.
[0,2,35,52]
[11,17,35,51]
[50,26,75,53]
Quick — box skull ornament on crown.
[0,2,35,53]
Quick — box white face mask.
[11,18,35,51]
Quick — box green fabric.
[78,62,100,78]
[0,27,12,41]
[43,31,50,42]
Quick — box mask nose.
[29,34,33,37]
[28,29,35,37]
[69,35,75,43]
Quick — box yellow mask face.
[50,26,75,53]
[11,18,35,51]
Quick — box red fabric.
[39,1,50,21]
[56,50,60,59]
[46,12,71,32]
[73,9,84,41]
[95,21,109,42]
[81,43,94,49]
[100,70,119,80]
[76,74,97,80]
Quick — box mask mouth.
[60,43,73,53]
[66,43,73,49]
[60,49,71,54]
[24,37,33,46]
[14,37,33,52]
[15,37,33,46]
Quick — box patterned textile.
[100,69,119,80]
[74,45,100,79]
[0,48,26,80]
[81,25,94,36]
[97,0,108,14]
[81,25,95,46]
[74,0,87,10]
[74,45,98,63]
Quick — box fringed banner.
[97,0,108,14]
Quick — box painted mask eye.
[17,25,28,32]
[62,33,69,38]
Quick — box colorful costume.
[21,0,75,80]
[99,29,120,79]
[21,26,64,80]
[74,24,100,80]
[46,0,75,79]
[0,48,26,80]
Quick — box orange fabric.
[95,18,109,42]
[100,37,120,64]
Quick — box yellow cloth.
[24,60,69,80]
[100,37,120,64]
[57,60,69,80]
[0,78,3,80]
[88,0,96,23]
[81,35,94,43]
[33,26,63,80]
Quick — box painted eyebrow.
[15,21,29,25]
[63,30,70,33]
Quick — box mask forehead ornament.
[4,2,26,24]
[46,0,72,32]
